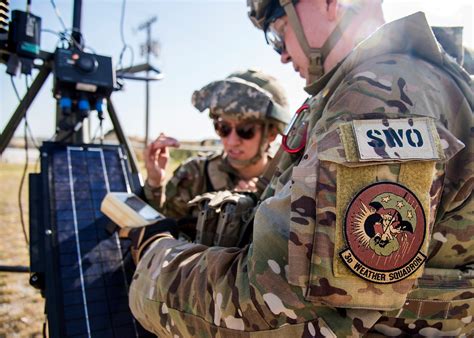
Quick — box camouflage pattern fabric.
[432,26,464,65]
[229,68,289,108]
[130,12,473,337]
[463,46,474,75]
[432,26,474,75]
[189,190,256,247]
[192,77,288,124]
[191,69,290,168]
[144,152,243,220]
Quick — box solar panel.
[29,142,153,338]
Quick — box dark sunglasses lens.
[236,124,257,140]
[265,29,283,55]
[214,122,232,137]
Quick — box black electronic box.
[7,9,41,58]
[54,48,115,97]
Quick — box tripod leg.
[0,63,52,154]
[106,98,140,174]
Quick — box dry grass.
[0,148,196,337]
[0,163,44,337]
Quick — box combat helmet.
[192,69,290,166]
[247,0,359,82]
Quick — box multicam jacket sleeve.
[144,157,215,219]
[162,157,208,219]
[130,13,473,337]
[144,156,208,219]
[144,154,236,220]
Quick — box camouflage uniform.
[432,26,474,74]
[130,13,473,337]
[144,69,289,222]
[464,46,474,75]
[144,152,245,220]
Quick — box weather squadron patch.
[340,182,426,284]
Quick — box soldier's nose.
[227,129,242,145]
[280,50,291,64]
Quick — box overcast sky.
[1,0,472,142]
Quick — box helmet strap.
[281,1,356,82]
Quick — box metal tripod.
[0,51,140,174]
[0,51,141,275]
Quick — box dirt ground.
[0,163,44,337]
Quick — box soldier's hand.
[144,133,180,187]
[235,177,258,192]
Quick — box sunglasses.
[263,5,287,55]
[213,121,260,140]
[265,25,286,55]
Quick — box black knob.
[29,272,45,290]
[76,54,98,73]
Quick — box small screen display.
[123,194,163,221]
[124,195,146,212]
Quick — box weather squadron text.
[340,249,427,283]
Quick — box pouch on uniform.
[213,193,256,247]
[188,192,221,246]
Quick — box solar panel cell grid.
[39,143,152,337]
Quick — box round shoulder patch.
[340,182,426,284]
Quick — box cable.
[10,75,21,101]
[41,28,67,41]
[49,0,67,32]
[83,45,97,55]
[42,28,69,49]
[116,0,135,70]
[49,1,84,51]
[24,76,40,150]
[42,28,83,50]
[10,76,30,246]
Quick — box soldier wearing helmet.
[130,1,473,336]
[143,69,290,227]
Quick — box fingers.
[157,144,170,169]
[144,134,181,186]
[149,133,180,154]
[143,144,155,168]
[235,178,258,192]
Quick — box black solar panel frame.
[30,142,152,338]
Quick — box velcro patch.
[340,182,426,284]
[352,118,439,161]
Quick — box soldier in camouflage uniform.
[143,69,290,226]
[129,0,473,336]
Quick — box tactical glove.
[119,218,178,264]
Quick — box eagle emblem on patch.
[340,182,426,284]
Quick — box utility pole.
[138,16,159,147]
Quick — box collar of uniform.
[220,153,273,181]
[304,12,442,96]
[220,153,241,179]
[304,61,341,95]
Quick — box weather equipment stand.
[0,0,154,336]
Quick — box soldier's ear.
[267,125,278,143]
